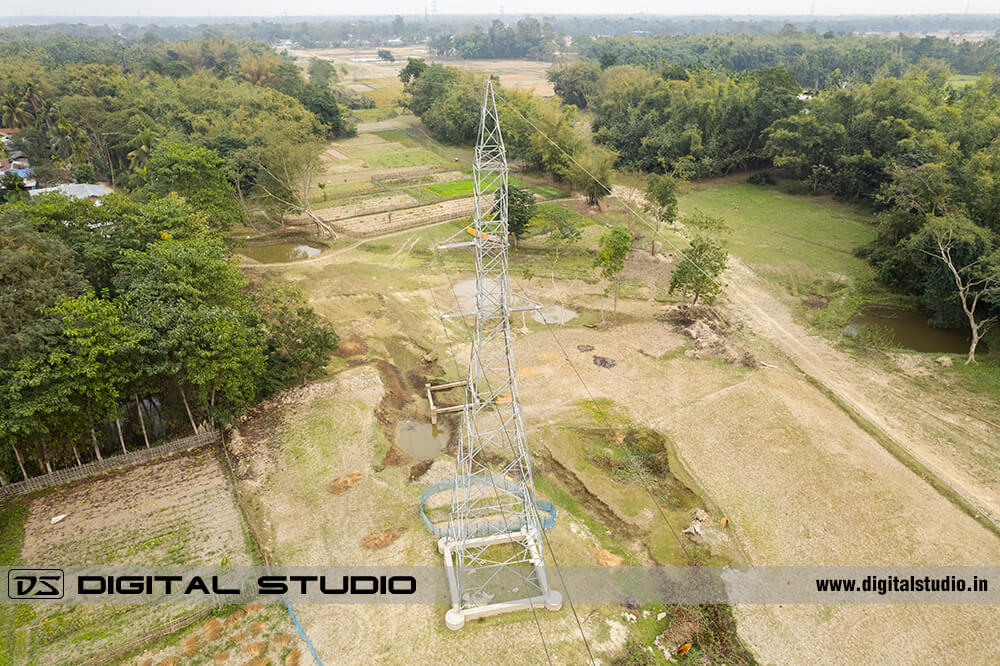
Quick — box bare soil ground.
[288,46,556,96]
[249,226,1000,664]
[124,603,306,666]
[12,448,263,665]
[314,191,418,221]
[726,259,1000,526]
[229,368,599,664]
[330,197,475,237]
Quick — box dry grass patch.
[203,616,223,641]
[225,609,246,627]
[328,470,364,495]
[361,525,407,550]
[181,634,200,656]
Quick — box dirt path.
[724,259,1000,528]
[501,277,1000,665]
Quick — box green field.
[948,74,979,89]
[671,181,892,328]
[680,182,875,277]
[367,149,444,169]
[423,177,566,200]
[352,107,400,122]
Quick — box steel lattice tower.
[434,81,561,630]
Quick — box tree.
[1,172,28,203]
[297,83,346,137]
[51,292,137,459]
[253,280,338,388]
[144,142,244,230]
[547,61,601,108]
[126,127,158,179]
[0,220,88,476]
[644,173,679,254]
[909,216,1000,364]
[1,94,33,128]
[308,58,338,88]
[398,58,427,84]
[595,225,632,316]
[377,49,395,63]
[669,236,728,305]
[565,147,616,207]
[252,139,336,237]
[507,184,536,247]
[73,163,95,182]
[116,234,256,432]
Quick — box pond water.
[237,242,323,263]
[846,306,977,354]
[532,304,578,325]
[396,420,450,459]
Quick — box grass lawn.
[367,149,445,169]
[948,74,979,89]
[675,182,894,329]
[421,176,545,199]
[680,182,875,279]
[357,77,403,107]
[424,178,474,197]
[0,500,29,665]
[531,184,567,199]
[352,107,401,122]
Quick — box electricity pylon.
[427,80,561,630]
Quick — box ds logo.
[7,569,64,600]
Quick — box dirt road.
[725,259,1000,528]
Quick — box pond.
[532,304,578,325]
[395,420,450,460]
[846,306,977,354]
[237,242,323,264]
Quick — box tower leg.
[445,608,466,630]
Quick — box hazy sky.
[3,1,998,19]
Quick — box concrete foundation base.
[439,527,562,630]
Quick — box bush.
[73,163,96,183]
[747,170,776,186]
[777,179,816,196]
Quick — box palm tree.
[127,127,157,175]
[50,120,76,163]
[1,94,34,129]
[20,82,45,114]
[50,117,89,169]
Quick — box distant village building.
[30,183,112,203]
[1,168,35,188]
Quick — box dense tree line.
[565,41,1000,358]
[0,33,345,483]
[764,70,1000,352]
[400,62,615,204]
[548,14,1000,38]
[582,65,802,178]
[0,192,338,483]
[576,33,1000,88]
[428,18,559,60]
[0,18,419,53]
[0,35,348,226]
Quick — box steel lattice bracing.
[434,81,561,630]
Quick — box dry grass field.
[239,175,1000,664]
[287,45,556,97]
[3,447,273,665]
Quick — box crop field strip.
[7,449,260,665]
